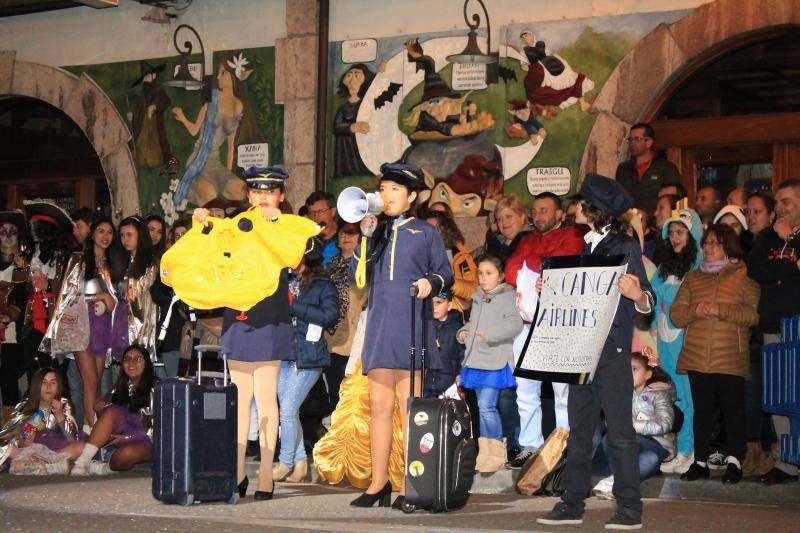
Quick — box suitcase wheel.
[402,502,416,514]
[178,494,195,506]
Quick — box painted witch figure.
[332,63,376,178]
[128,60,173,169]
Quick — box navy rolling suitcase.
[152,345,238,505]
[403,290,477,513]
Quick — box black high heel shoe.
[237,476,249,498]
[350,481,392,507]
[254,489,274,501]
[391,495,405,510]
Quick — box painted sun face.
[430,182,482,217]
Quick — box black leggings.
[688,371,746,462]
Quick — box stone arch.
[0,50,139,220]
[579,0,800,179]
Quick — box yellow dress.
[313,359,405,490]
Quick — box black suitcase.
[403,290,477,513]
[152,345,238,505]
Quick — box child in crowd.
[423,290,465,398]
[457,255,523,473]
[593,351,676,499]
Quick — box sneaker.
[506,445,523,463]
[722,463,742,484]
[89,461,115,476]
[506,448,535,470]
[604,509,642,530]
[707,451,726,470]
[70,461,90,476]
[660,453,694,474]
[593,475,615,500]
[536,502,584,526]
[680,462,710,481]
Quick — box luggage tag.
[306,323,322,342]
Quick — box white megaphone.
[337,186,384,223]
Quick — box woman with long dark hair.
[145,214,167,260]
[70,344,155,475]
[332,63,376,178]
[118,216,158,358]
[46,216,127,429]
[274,249,338,483]
[0,367,80,469]
[650,208,703,475]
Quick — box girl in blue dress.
[350,163,453,508]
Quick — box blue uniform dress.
[221,269,296,362]
[357,217,453,374]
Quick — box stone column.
[275,0,320,212]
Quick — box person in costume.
[45,216,127,429]
[71,344,156,475]
[0,367,80,471]
[192,166,301,501]
[0,211,29,424]
[22,200,74,379]
[349,162,453,508]
[118,216,159,360]
[538,173,654,530]
[650,207,703,475]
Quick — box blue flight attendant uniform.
[357,216,453,374]
[561,231,655,518]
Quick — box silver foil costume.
[0,397,79,467]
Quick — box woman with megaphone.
[348,162,453,508]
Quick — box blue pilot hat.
[573,173,634,217]
[243,166,288,190]
[379,162,424,192]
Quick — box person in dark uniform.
[192,166,303,502]
[537,173,655,530]
[349,162,453,508]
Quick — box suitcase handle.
[195,345,229,387]
[409,285,426,402]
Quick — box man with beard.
[503,192,587,468]
[128,61,173,168]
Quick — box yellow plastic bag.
[160,207,321,312]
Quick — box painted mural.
[325,10,689,214]
[66,46,283,223]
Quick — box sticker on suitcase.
[453,420,462,437]
[409,460,425,477]
[420,432,435,453]
[414,411,429,426]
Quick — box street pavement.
[1,466,798,532]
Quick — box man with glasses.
[615,122,680,214]
[304,191,339,268]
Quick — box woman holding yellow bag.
[191,166,309,501]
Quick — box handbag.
[517,426,569,496]
[48,296,90,354]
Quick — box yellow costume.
[313,359,405,490]
[160,208,321,311]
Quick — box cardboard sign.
[527,167,572,196]
[342,39,378,64]
[515,255,626,385]
[237,143,269,170]
[452,62,487,90]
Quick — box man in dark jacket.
[615,122,680,214]
[538,174,654,530]
[747,178,800,485]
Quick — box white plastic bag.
[515,260,540,323]
[9,443,70,475]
